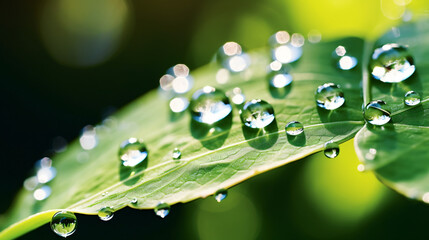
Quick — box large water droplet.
[33,185,51,201]
[285,121,304,136]
[404,90,421,106]
[159,64,194,95]
[172,148,181,160]
[324,141,340,158]
[370,43,415,83]
[315,83,345,110]
[267,61,293,88]
[269,31,303,64]
[363,100,391,125]
[214,189,228,202]
[240,99,275,128]
[154,202,170,218]
[50,211,77,238]
[216,42,250,72]
[190,86,232,124]
[333,45,358,70]
[98,207,114,221]
[118,138,148,167]
[79,125,98,150]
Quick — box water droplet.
[315,83,345,110]
[154,202,170,218]
[131,198,138,204]
[33,186,51,201]
[119,138,148,167]
[216,42,250,72]
[365,148,377,160]
[422,192,429,203]
[269,31,303,64]
[172,148,181,160]
[404,90,421,106]
[324,141,340,158]
[333,46,358,70]
[357,164,366,172]
[216,68,230,84]
[214,189,228,202]
[37,167,57,184]
[169,97,189,113]
[370,43,415,83]
[98,207,114,221]
[35,157,52,169]
[79,125,98,150]
[285,121,304,136]
[23,176,39,191]
[267,61,293,88]
[160,64,194,95]
[240,99,275,128]
[363,100,391,125]
[230,87,246,105]
[51,211,77,238]
[190,86,232,124]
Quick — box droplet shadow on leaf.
[242,119,278,150]
[268,82,292,99]
[371,70,422,99]
[287,131,306,146]
[119,160,147,186]
[169,110,186,122]
[317,107,351,134]
[190,113,232,150]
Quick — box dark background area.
[2,0,429,239]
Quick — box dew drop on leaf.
[315,83,345,110]
[189,86,232,124]
[98,207,114,221]
[33,186,51,201]
[269,31,303,64]
[216,42,250,72]
[159,64,194,95]
[79,125,98,150]
[285,121,304,136]
[369,43,415,83]
[363,100,391,125]
[154,202,170,218]
[131,198,138,204]
[172,148,181,160]
[324,141,340,158]
[267,61,293,88]
[404,90,421,106]
[332,45,358,70]
[50,211,77,238]
[118,138,148,167]
[239,99,275,128]
[169,97,189,113]
[214,189,228,203]
[229,87,246,105]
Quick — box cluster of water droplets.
[332,45,358,70]
[269,31,303,64]
[216,42,250,73]
[23,157,57,201]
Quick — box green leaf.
[355,19,429,201]
[0,38,365,239]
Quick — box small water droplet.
[332,46,358,70]
[119,138,148,167]
[98,207,114,221]
[35,157,52,169]
[324,141,340,158]
[370,43,415,83]
[169,97,189,113]
[190,86,232,124]
[285,121,304,136]
[51,211,77,238]
[131,198,138,204]
[216,68,230,84]
[154,202,170,218]
[365,148,377,160]
[160,64,194,95]
[404,90,421,106]
[33,186,51,201]
[172,148,181,160]
[239,99,275,128]
[363,100,391,125]
[37,167,57,184]
[214,189,228,202]
[357,164,366,172]
[267,61,293,88]
[315,83,345,110]
[269,31,302,64]
[230,87,246,105]
[23,176,39,191]
[422,192,429,203]
[79,125,98,150]
[216,42,250,72]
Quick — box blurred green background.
[1,0,429,239]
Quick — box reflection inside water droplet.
[98,207,114,221]
[363,100,391,125]
[50,211,77,238]
[118,138,148,167]
[214,189,228,202]
[315,83,345,110]
[370,43,415,83]
[131,198,138,204]
[155,202,171,218]
[324,141,340,158]
[172,148,181,160]
[285,121,304,136]
[190,86,232,124]
[404,90,421,106]
[240,99,275,129]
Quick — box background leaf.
[1,38,365,238]
[355,19,429,201]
